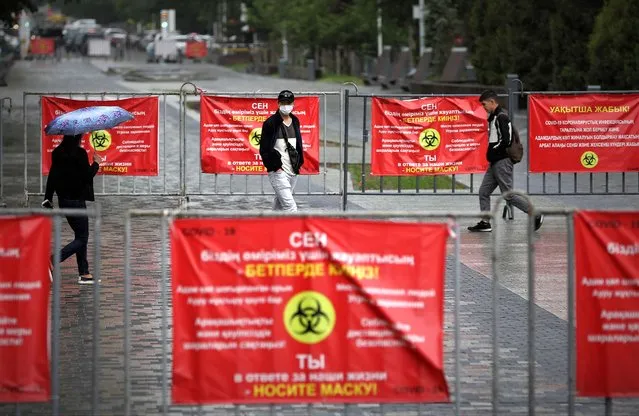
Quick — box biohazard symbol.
[418,128,441,151]
[581,151,598,169]
[283,291,335,344]
[89,130,112,151]
[248,127,262,150]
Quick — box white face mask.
[279,104,294,115]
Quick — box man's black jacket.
[44,144,99,202]
[259,110,304,172]
[486,106,512,164]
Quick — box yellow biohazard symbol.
[418,128,441,151]
[89,130,112,152]
[248,128,262,149]
[580,151,598,169]
[283,291,335,344]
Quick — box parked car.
[104,28,127,47]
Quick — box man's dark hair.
[479,90,499,102]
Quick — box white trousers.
[268,171,298,212]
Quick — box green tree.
[588,0,639,89]
[423,0,461,72]
[468,0,556,90]
[549,0,602,90]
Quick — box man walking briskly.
[468,90,543,232]
[259,90,304,212]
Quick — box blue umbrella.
[44,106,135,136]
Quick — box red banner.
[185,41,207,59]
[29,38,55,56]
[0,216,51,402]
[171,218,449,404]
[370,97,488,175]
[41,96,159,176]
[529,94,639,173]
[200,96,320,174]
[575,211,639,397]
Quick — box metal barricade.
[22,91,182,206]
[491,192,639,415]
[123,208,488,416]
[516,89,639,196]
[87,39,111,58]
[0,206,102,416]
[340,89,512,211]
[179,84,343,199]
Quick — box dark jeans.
[58,199,90,275]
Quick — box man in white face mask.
[259,90,305,212]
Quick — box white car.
[104,28,127,46]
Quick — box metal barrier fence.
[22,91,183,205]
[491,194,638,416]
[0,206,102,416]
[18,86,638,209]
[178,84,344,198]
[340,89,507,202]
[2,201,637,414]
[340,88,639,210]
[520,90,639,196]
[124,208,487,416]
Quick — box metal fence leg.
[527,212,536,415]
[52,216,62,416]
[92,205,102,416]
[341,89,349,211]
[605,397,612,416]
[567,214,575,416]
[123,214,132,416]
[161,214,169,415]
[454,220,462,416]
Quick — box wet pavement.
[0,57,638,415]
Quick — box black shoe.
[78,274,101,285]
[534,214,544,231]
[468,221,492,232]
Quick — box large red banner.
[41,96,159,176]
[0,216,51,402]
[529,94,639,173]
[371,97,488,175]
[575,211,639,397]
[200,96,320,174]
[185,41,207,59]
[171,218,449,404]
[29,38,55,56]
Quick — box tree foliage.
[423,0,461,72]
[469,0,556,90]
[550,0,603,90]
[588,0,639,89]
[15,0,639,89]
